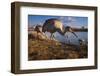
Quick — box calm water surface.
[46,32,88,45]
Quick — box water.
[46,32,88,45]
[29,30,88,45]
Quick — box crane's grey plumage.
[42,18,64,39]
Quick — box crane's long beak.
[71,32,78,38]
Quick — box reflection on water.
[46,32,88,45]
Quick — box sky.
[28,15,88,28]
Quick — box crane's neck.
[57,29,65,36]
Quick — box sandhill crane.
[64,26,78,38]
[42,18,78,40]
[34,25,47,39]
[42,18,65,40]
[34,25,42,35]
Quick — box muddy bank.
[28,34,88,60]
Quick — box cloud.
[38,22,43,26]
[58,16,77,27]
[67,17,76,22]
[59,16,65,20]
[59,16,65,21]
[59,16,86,28]
[59,16,76,23]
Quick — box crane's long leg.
[52,34,56,41]
[50,33,55,40]
[65,32,70,44]
[44,33,48,39]
[50,33,53,40]
[71,32,78,38]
